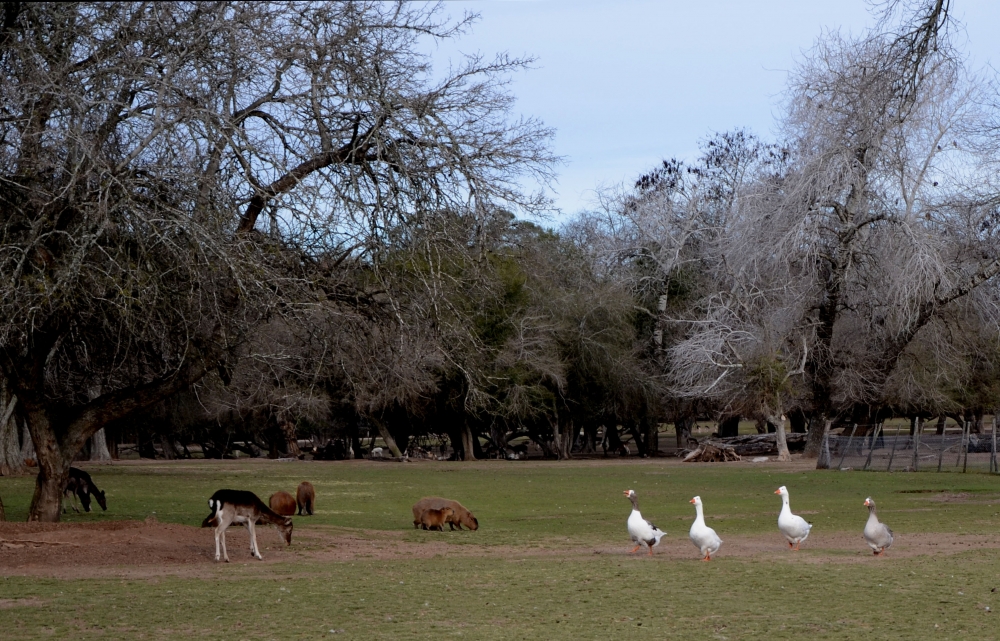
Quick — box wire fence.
[821,421,1000,473]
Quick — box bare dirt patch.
[0,596,46,609]
[910,491,1000,504]
[3,520,999,579]
[0,519,295,578]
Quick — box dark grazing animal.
[63,467,107,514]
[202,489,293,562]
[411,497,479,531]
[418,507,455,531]
[296,481,315,516]
[268,491,297,516]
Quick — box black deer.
[63,467,107,513]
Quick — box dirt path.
[2,519,998,579]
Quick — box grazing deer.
[63,467,107,514]
[203,489,293,562]
[296,481,315,516]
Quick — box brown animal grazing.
[269,491,296,516]
[418,507,455,531]
[296,481,315,516]
[411,497,479,531]
[203,489,293,562]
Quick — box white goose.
[863,497,894,555]
[688,496,722,561]
[624,489,666,555]
[775,485,812,550]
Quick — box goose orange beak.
[774,489,781,494]
[864,498,870,506]
[689,498,696,504]
[623,490,631,497]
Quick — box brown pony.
[268,491,296,516]
[411,497,479,531]
[418,507,455,531]
[296,481,315,516]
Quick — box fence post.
[911,417,922,472]
[962,420,970,473]
[887,423,900,471]
[863,423,880,471]
[992,415,998,474]
[837,423,857,470]
[990,415,998,473]
[937,422,946,473]
[956,420,967,467]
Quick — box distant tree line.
[4,0,1000,521]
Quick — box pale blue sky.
[431,1,1000,216]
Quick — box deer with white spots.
[202,489,293,562]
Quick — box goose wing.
[690,523,722,550]
[779,513,812,539]
[874,522,894,547]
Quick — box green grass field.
[2,458,1000,639]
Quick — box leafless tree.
[0,2,554,519]
[661,1,1000,463]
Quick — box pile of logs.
[681,443,741,462]
[679,433,808,461]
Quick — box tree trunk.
[0,382,25,476]
[603,423,625,456]
[0,408,23,477]
[581,423,597,454]
[349,421,362,459]
[372,418,403,458]
[813,419,833,468]
[24,406,75,522]
[626,421,647,457]
[560,419,575,460]
[803,412,829,458]
[137,423,158,458]
[971,409,983,434]
[281,421,301,456]
[159,434,177,460]
[674,416,695,449]
[490,422,509,459]
[460,420,477,461]
[769,414,791,462]
[90,428,112,462]
[644,418,659,457]
[935,415,947,435]
[20,423,34,463]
